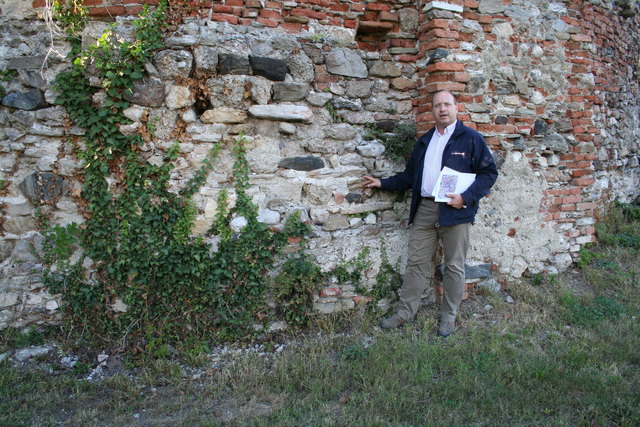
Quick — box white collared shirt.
[421,120,457,197]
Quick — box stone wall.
[0,0,638,328]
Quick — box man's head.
[431,91,458,132]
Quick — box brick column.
[415,0,468,133]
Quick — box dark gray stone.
[495,115,508,125]
[533,119,548,135]
[375,120,398,131]
[250,56,288,81]
[18,70,47,90]
[493,151,506,169]
[302,44,324,64]
[427,48,449,64]
[272,83,310,102]
[18,172,66,205]
[467,76,486,93]
[493,79,516,95]
[555,119,573,133]
[436,263,492,280]
[345,193,362,203]
[545,133,569,153]
[2,89,48,110]
[123,77,166,107]
[278,156,325,171]
[219,54,251,75]
[7,56,48,70]
[512,136,527,151]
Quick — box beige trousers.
[396,199,470,324]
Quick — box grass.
[1,203,639,426]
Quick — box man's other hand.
[362,175,382,189]
[445,193,465,209]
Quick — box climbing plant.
[44,1,309,350]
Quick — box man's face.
[432,92,458,130]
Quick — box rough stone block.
[2,89,48,110]
[272,82,310,102]
[154,49,193,80]
[325,48,368,78]
[219,53,251,75]
[249,56,288,81]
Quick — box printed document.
[431,167,476,202]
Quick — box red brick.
[462,11,479,20]
[330,3,350,12]
[90,6,127,16]
[565,229,581,238]
[571,169,593,178]
[572,177,595,186]
[257,17,279,27]
[320,287,341,297]
[280,22,304,32]
[571,34,593,42]
[394,54,419,62]
[560,204,577,212]
[425,62,465,73]
[575,134,594,142]
[211,14,239,24]
[214,5,234,13]
[578,201,598,211]
[344,19,358,28]
[227,0,244,6]
[259,9,282,19]
[425,29,460,40]
[290,8,325,19]
[421,39,451,50]
[125,6,144,14]
[562,195,582,204]
[425,82,466,93]
[465,0,479,8]
[451,72,470,82]
[423,18,451,30]
[380,11,399,22]
[245,0,262,7]
[367,3,392,12]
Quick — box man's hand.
[445,193,465,209]
[362,175,381,189]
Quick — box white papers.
[431,167,476,202]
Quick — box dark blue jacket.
[380,120,498,227]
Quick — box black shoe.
[379,314,405,329]
[437,320,455,337]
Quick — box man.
[362,91,498,337]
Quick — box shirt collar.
[436,120,457,137]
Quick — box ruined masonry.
[0,0,639,328]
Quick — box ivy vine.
[45,1,309,350]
